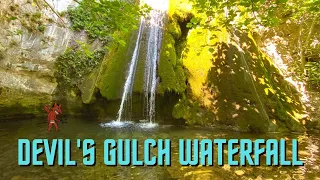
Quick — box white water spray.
[143,7,166,123]
[116,19,145,122]
[115,0,168,124]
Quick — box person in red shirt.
[44,103,62,132]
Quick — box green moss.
[67,1,146,44]
[168,0,193,23]
[181,27,223,99]
[132,34,148,93]
[158,31,186,94]
[173,97,213,126]
[37,25,46,33]
[240,33,305,132]
[162,33,177,65]
[172,98,190,120]
[132,54,145,93]
[0,88,52,119]
[55,48,105,90]
[172,22,304,132]
[97,31,134,100]
[79,68,99,104]
[167,20,182,39]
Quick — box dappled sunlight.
[182,28,214,99]
[299,136,320,176]
[168,0,193,18]
[262,39,310,103]
[189,29,309,132]
[1,0,320,178]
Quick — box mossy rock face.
[0,76,85,119]
[173,98,214,126]
[96,28,153,100]
[167,20,182,40]
[132,29,149,93]
[97,31,136,100]
[174,26,305,132]
[157,28,187,95]
[206,42,272,132]
[0,88,52,119]
[79,68,99,104]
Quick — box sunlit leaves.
[68,0,150,45]
[306,61,320,88]
[209,48,214,53]
[186,17,199,28]
[188,0,320,31]
[264,87,275,95]
[258,77,265,85]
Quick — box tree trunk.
[300,15,318,74]
[299,17,305,73]
[41,0,66,26]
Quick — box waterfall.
[143,9,165,123]
[116,0,168,123]
[116,19,145,122]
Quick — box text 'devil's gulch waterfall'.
[116,0,168,124]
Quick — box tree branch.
[300,15,318,74]
[249,0,263,26]
[40,0,66,26]
[298,15,305,72]
[72,0,80,4]
[304,15,318,49]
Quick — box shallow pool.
[0,117,319,179]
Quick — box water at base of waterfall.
[2,117,320,179]
[100,121,134,128]
[100,120,158,129]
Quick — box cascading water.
[116,20,145,123]
[143,8,166,124]
[111,0,168,125]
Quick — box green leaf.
[264,88,269,95]
[118,40,126,46]
[10,16,17,20]
[190,17,198,24]
[186,23,194,28]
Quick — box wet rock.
[279,174,292,180]
[234,170,245,176]
[298,150,311,156]
[134,166,175,180]
[0,0,88,118]
[280,171,287,174]
[292,174,304,180]
[184,170,214,180]
[0,70,57,94]
[222,164,231,171]
[11,176,25,180]
[171,24,305,132]
[79,69,99,104]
